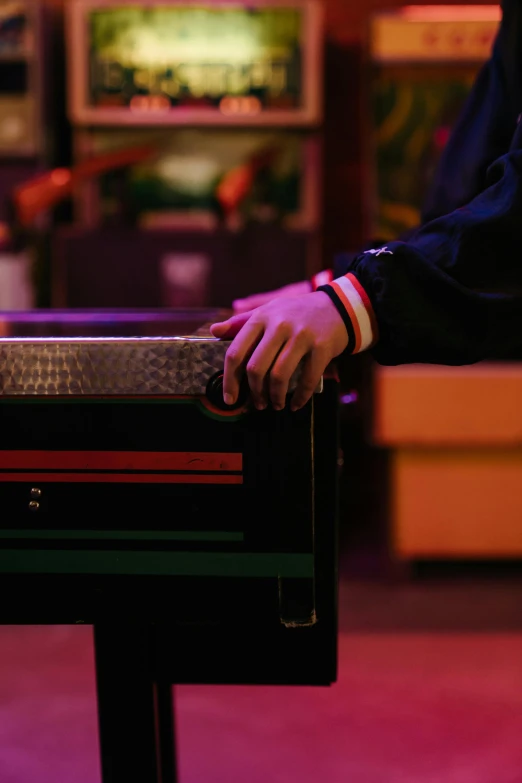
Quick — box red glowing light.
[434,126,452,149]
[50,169,71,187]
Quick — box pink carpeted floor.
[0,583,522,783]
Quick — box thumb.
[210,310,254,338]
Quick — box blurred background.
[0,1,521,782]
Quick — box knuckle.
[246,362,263,382]
[275,319,291,334]
[226,348,241,367]
[311,339,328,356]
[270,368,288,387]
[297,327,314,344]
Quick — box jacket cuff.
[316,272,378,354]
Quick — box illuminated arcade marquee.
[67,0,322,126]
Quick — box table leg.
[93,623,178,783]
[155,679,178,782]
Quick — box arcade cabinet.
[54,0,324,309]
[0,0,51,308]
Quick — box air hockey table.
[0,308,339,783]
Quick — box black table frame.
[1,378,339,783]
[94,623,178,783]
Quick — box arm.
[316,0,522,365]
[421,0,522,222]
[211,1,522,407]
[324,134,522,366]
[212,138,522,410]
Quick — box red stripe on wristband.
[346,273,379,344]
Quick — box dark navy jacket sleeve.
[333,139,522,365]
[422,0,522,222]
[319,0,522,366]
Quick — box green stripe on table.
[0,551,314,578]
[0,530,243,542]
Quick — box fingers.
[268,334,310,409]
[232,300,251,315]
[232,295,268,314]
[210,311,254,339]
[232,286,286,314]
[212,298,328,411]
[232,281,311,314]
[245,327,290,409]
[220,325,324,410]
[222,319,264,405]
[290,347,328,411]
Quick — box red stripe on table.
[0,451,242,472]
[0,473,243,485]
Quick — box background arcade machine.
[365,4,499,241]
[0,0,62,308]
[366,7,522,567]
[53,0,324,309]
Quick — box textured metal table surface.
[0,336,231,396]
[0,309,229,396]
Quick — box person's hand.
[210,292,348,411]
[232,280,312,314]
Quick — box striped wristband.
[316,273,377,354]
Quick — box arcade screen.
[372,68,477,239]
[69,2,320,123]
[369,7,499,240]
[0,1,28,56]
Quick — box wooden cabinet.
[373,364,522,559]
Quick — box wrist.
[292,280,313,295]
